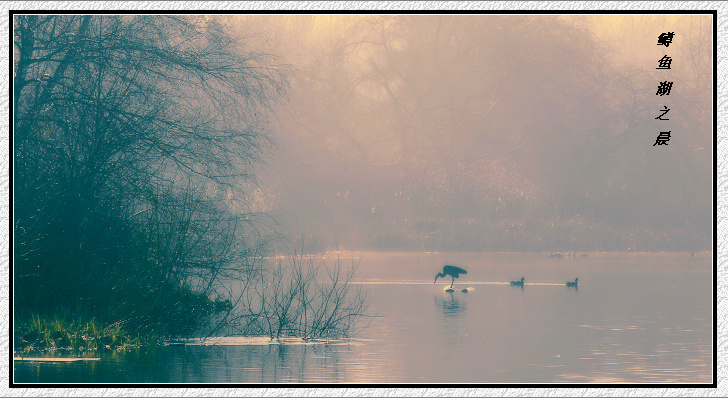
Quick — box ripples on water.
[13,252,712,384]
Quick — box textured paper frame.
[3,1,722,396]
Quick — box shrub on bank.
[14,312,156,355]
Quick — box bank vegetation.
[13,14,368,354]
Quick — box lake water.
[13,252,713,384]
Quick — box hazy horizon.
[227,14,712,254]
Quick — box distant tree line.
[243,15,712,253]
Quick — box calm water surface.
[14,252,712,384]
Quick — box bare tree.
[202,250,371,341]
[14,14,288,335]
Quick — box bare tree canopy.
[14,14,289,335]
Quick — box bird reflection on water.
[436,291,467,318]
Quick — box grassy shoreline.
[14,312,163,357]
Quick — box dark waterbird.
[510,277,524,286]
[434,265,468,288]
[566,278,579,287]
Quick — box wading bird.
[566,278,579,287]
[510,277,524,286]
[434,265,468,288]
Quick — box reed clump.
[14,312,156,355]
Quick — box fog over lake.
[239,14,712,256]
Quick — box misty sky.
[230,14,713,253]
